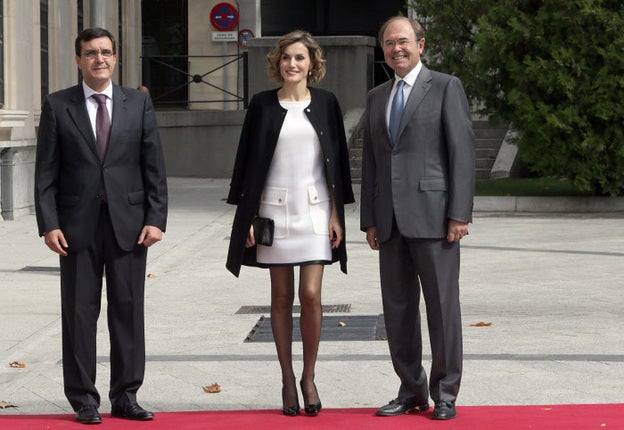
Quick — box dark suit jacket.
[360,66,475,242]
[35,84,168,252]
[226,87,355,277]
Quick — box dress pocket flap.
[260,187,288,206]
[419,177,448,191]
[307,184,330,205]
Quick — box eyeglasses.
[383,38,419,48]
[81,49,114,59]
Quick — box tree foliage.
[409,0,624,195]
[408,0,496,103]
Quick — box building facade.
[1,0,405,220]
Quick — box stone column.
[120,0,141,88]
[0,0,38,219]
[48,0,78,93]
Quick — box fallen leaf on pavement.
[147,273,157,278]
[338,321,346,327]
[203,383,222,393]
[0,401,17,409]
[469,322,492,327]
[9,361,26,368]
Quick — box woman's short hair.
[266,30,326,84]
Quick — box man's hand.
[447,219,469,242]
[366,226,379,250]
[137,225,163,247]
[43,229,69,256]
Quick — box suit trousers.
[379,220,463,404]
[60,203,147,410]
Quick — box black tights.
[269,265,323,407]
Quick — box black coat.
[226,87,355,277]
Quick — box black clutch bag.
[252,216,275,246]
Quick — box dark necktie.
[389,79,405,144]
[92,94,110,159]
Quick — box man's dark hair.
[75,27,116,56]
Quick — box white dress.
[256,99,332,265]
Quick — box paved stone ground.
[1,178,623,415]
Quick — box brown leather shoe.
[75,405,102,424]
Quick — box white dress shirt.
[386,61,423,127]
[82,80,113,139]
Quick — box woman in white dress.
[226,31,354,416]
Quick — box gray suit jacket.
[360,65,475,243]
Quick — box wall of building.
[0,0,147,220]
[0,1,374,218]
[1,0,40,219]
[158,35,375,178]
[157,109,245,177]
[247,35,375,113]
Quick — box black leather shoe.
[433,400,457,420]
[111,403,154,421]
[375,398,430,416]
[75,405,102,424]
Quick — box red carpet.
[1,404,622,430]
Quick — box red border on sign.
[237,28,255,49]
[210,2,239,31]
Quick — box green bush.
[409,0,496,105]
[408,0,624,196]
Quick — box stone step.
[476,137,504,151]
[476,147,499,159]
[347,118,507,183]
[476,168,491,180]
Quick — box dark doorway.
[141,0,188,106]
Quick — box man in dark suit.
[360,17,475,420]
[35,27,167,424]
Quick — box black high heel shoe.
[300,380,322,416]
[281,385,300,416]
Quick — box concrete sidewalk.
[1,177,623,416]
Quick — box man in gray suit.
[360,16,475,420]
